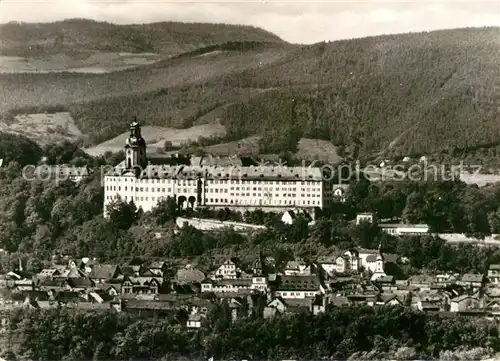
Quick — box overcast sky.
[0,0,499,44]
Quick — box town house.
[434,273,459,286]
[201,278,252,294]
[380,224,430,236]
[450,295,481,312]
[147,261,169,277]
[38,269,61,279]
[123,299,176,318]
[175,266,205,285]
[458,274,486,293]
[275,275,323,299]
[187,312,208,328]
[263,297,312,318]
[263,297,287,318]
[407,275,435,291]
[121,276,162,295]
[64,278,95,292]
[88,265,122,284]
[251,274,268,292]
[284,260,311,276]
[414,291,448,312]
[343,249,361,270]
[317,255,337,276]
[486,300,500,316]
[335,255,351,274]
[356,213,375,225]
[367,294,403,307]
[488,265,500,284]
[213,260,239,280]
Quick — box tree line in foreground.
[4,305,499,361]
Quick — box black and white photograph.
[0,0,499,360]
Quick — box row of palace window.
[106,195,178,202]
[278,291,317,297]
[208,186,321,193]
[208,187,311,192]
[206,198,321,206]
[106,194,321,206]
[209,179,320,185]
[106,186,197,194]
[108,177,197,186]
[106,185,322,198]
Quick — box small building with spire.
[125,120,147,170]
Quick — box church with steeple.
[125,120,147,170]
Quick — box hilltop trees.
[150,197,178,225]
[0,132,42,166]
[344,178,500,235]
[106,199,139,230]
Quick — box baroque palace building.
[103,121,345,217]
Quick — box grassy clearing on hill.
[296,138,342,164]
[0,112,82,145]
[203,136,261,157]
[0,52,162,73]
[85,124,227,157]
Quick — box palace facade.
[103,122,345,216]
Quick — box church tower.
[125,119,147,170]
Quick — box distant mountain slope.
[1,25,499,160]
[0,18,284,56]
[0,41,291,115]
[215,27,500,157]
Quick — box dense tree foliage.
[0,132,42,166]
[344,178,500,234]
[6,306,500,360]
[2,136,500,274]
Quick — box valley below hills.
[0,20,499,164]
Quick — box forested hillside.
[0,24,499,159]
[216,27,500,158]
[0,19,284,56]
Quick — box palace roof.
[105,165,324,182]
